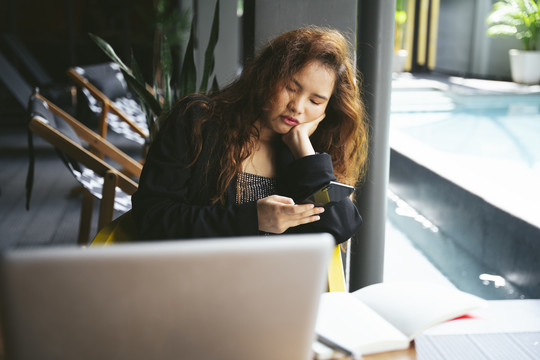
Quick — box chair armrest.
[67,68,110,104]
[29,117,138,195]
[67,68,149,139]
[36,94,143,179]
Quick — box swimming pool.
[387,75,540,299]
[390,82,540,228]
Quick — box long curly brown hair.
[189,26,368,204]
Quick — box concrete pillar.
[349,0,395,291]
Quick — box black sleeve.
[280,153,363,244]
[131,98,259,240]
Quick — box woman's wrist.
[283,131,315,159]
[291,140,315,158]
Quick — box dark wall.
[0,0,156,125]
[2,0,155,81]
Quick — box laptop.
[0,234,334,360]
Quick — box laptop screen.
[0,233,333,360]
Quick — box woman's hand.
[282,113,326,159]
[257,195,324,234]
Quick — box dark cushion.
[75,62,128,99]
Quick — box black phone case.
[301,181,354,206]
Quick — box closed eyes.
[286,79,327,106]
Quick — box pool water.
[390,88,540,228]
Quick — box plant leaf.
[199,0,220,93]
[130,50,155,132]
[210,75,219,93]
[485,0,540,50]
[179,21,197,96]
[160,35,173,112]
[122,69,162,116]
[89,33,131,74]
[487,24,519,37]
[395,10,407,25]
[130,50,146,87]
[91,32,161,132]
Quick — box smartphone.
[301,181,355,207]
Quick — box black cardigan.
[131,97,363,244]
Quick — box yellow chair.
[91,210,137,245]
[328,245,347,292]
[91,212,347,292]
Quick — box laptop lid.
[0,233,333,360]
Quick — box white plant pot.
[508,49,540,85]
[393,49,408,73]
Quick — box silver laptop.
[0,234,333,360]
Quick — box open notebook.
[0,234,334,360]
[415,299,540,360]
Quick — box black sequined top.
[235,172,277,204]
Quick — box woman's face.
[259,61,335,138]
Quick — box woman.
[132,26,369,244]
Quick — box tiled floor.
[0,127,139,249]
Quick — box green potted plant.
[486,0,540,84]
[393,0,408,72]
[91,0,220,141]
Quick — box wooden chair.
[28,92,143,244]
[67,62,149,145]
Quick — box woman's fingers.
[257,195,324,233]
[267,194,296,205]
[288,203,325,219]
